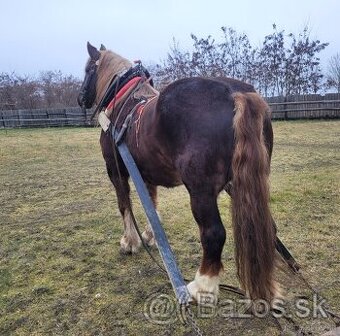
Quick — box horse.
[78,42,280,304]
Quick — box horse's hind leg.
[186,190,226,303]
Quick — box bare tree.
[12,74,41,110]
[157,28,257,88]
[0,73,16,109]
[0,71,81,110]
[40,70,81,108]
[156,38,195,85]
[257,25,286,96]
[190,34,223,77]
[285,26,328,95]
[157,24,329,96]
[326,53,340,93]
[219,27,256,82]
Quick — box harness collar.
[107,76,142,111]
[94,63,152,117]
[96,62,158,144]
[98,76,155,143]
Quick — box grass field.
[0,121,339,336]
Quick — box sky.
[0,0,339,79]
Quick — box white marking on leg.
[120,209,141,253]
[141,228,155,247]
[142,211,160,247]
[187,270,220,304]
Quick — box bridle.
[78,58,99,110]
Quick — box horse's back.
[157,77,235,141]
[136,77,271,191]
[155,77,244,191]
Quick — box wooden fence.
[0,94,339,128]
[0,107,94,128]
[267,93,340,120]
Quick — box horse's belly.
[137,160,182,188]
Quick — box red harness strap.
[107,76,142,110]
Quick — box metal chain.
[183,305,204,336]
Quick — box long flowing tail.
[231,92,278,302]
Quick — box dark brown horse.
[78,42,280,304]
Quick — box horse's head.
[77,42,106,109]
[78,43,154,111]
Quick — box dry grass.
[0,121,339,335]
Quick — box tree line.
[1,24,339,110]
[153,24,338,96]
[0,71,81,110]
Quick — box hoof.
[142,230,155,247]
[120,235,141,254]
[187,271,219,305]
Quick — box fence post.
[284,96,288,120]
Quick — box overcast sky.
[1,0,339,78]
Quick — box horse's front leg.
[187,192,226,304]
[106,159,141,254]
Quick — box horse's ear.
[87,42,100,60]
[100,44,106,51]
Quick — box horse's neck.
[106,52,132,76]
[96,51,133,102]
[97,50,159,123]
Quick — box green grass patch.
[0,121,339,335]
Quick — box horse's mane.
[96,50,158,103]
[96,50,133,100]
